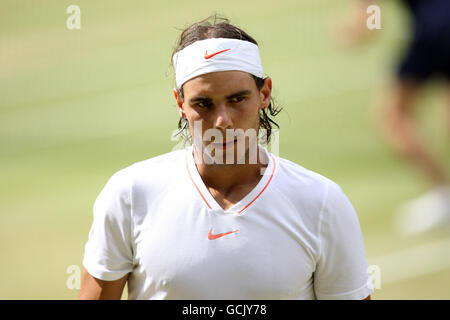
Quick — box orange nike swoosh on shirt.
[204,49,230,59]
[208,228,239,240]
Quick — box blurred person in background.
[338,0,450,236]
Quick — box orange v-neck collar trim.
[185,145,276,214]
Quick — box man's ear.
[260,77,272,110]
[173,88,184,118]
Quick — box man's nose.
[213,103,233,130]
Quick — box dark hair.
[171,14,282,144]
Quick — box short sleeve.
[82,169,135,281]
[314,181,374,300]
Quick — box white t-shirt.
[82,146,374,300]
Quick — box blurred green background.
[1,0,449,299]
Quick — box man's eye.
[196,101,211,108]
[230,96,245,103]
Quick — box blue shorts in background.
[397,0,450,81]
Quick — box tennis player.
[78,15,373,300]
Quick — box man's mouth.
[211,139,237,149]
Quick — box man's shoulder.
[109,148,186,183]
[273,155,347,204]
[275,156,333,189]
[133,147,186,169]
[276,158,349,217]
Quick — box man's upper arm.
[78,267,129,300]
[81,169,135,291]
[314,181,374,300]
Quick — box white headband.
[173,38,264,89]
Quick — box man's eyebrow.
[188,90,252,104]
[226,90,251,99]
[188,96,211,104]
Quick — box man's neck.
[192,145,269,195]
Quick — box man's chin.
[207,145,259,165]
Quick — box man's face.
[174,71,272,165]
